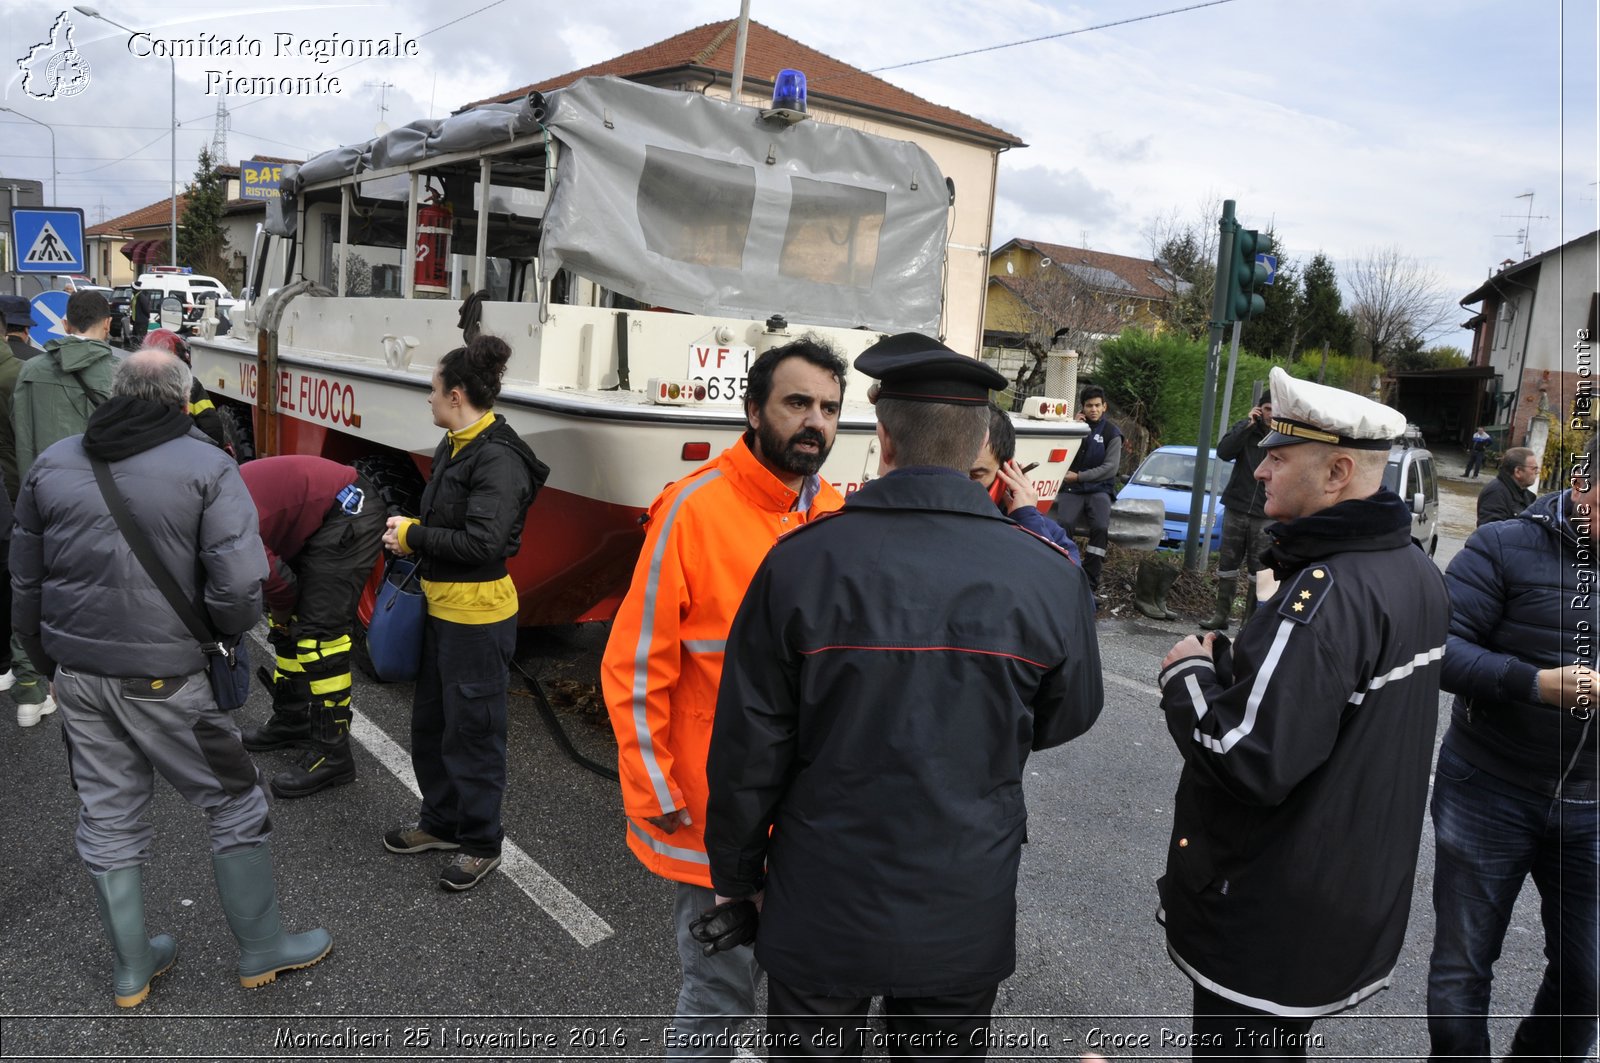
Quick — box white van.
[133,268,235,333]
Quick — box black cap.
[855,333,1005,406]
[0,295,36,329]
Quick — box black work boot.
[269,700,355,798]
[1199,578,1237,631]
[270,739,356,798]
[241,668,311,751]
[241,708,311,752]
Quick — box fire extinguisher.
[414,186,452,295]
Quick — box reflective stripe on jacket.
[601,435,843,886]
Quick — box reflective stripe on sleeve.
[1195,618,1295,754]
[630,471,722,813]
[626,818,710,865]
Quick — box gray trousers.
[57,666,270,874]
[668,881,762,1060]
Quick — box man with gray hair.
[1156,367,1449,1055]
[12,349,331,1009]
[1475,445,1539,526]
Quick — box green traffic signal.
[1229,228,1274,322]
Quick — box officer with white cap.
[704,333,1103,1058]
[1153,366,1449,1055]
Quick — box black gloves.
[688,898,758,956]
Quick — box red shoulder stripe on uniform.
[798,644,1052,669]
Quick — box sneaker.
[0,669,14,691]
[17,694,56,728]
[439,852,501,892]
[383,823,459,854]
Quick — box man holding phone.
[1201,399,1273,631]
[970,403,1080,562]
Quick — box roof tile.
[461,20,1022,146]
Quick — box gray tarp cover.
[540,78,948,332]
[268,77,948,331]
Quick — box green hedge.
[1097,329,1313,447]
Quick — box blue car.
[1117,444,1234,551]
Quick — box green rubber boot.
[1199,577,1237,631]
[211,843,332,988]
[89,866,178,1007]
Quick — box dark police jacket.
[1156,490,1448,1016]
[1474,468,1536,527]
[705,467,1103,997]
[1442,489,1597,796]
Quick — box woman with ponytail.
[379,335,549,891]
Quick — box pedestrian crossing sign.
[10,207,85,274]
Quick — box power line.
[843,0,1238,78]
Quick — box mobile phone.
[1020,462,1039,474]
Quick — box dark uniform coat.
[1474,468,1536,527]
[1156,490,1449,1016]
[704,467,1103,998]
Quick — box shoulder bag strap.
[89,456,224,652]
[70,367,108,410]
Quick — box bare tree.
[1142,194,1223,339]
[997,263,1124,395]
[1344,246,1455,365]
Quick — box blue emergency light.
[772,69,807,113]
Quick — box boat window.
[636,146,755,270]
[779,177,885,289]
[320,211,404,297]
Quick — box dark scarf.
[82,395,193,462]
[1260,488,1414,578]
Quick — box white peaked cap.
[1261,366,1406,451]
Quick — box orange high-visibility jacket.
[602,436,844,886]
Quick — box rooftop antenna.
[364,80,396,135]
[1496,191,1549,258]
[209,98,230,162]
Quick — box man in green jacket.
[10,290,117,725]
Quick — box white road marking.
[349,710,615,947]
[248,630,614,946]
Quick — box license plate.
[686,343,754,404]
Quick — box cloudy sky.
[1,0,1593,337]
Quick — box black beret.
[855,332,1006,406]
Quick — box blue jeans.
[410,614,516,858]
[1427,744,1598,1062]
[668,882,760,1060]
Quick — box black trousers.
[767,976,998,1060]
[1052,490,1112,588]
[1191,984,1317,1060]
[292,477,385,639]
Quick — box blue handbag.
[366,556,426,682]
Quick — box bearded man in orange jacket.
[602,336,847,1058]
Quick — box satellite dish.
[1005,261,1014,275]
[375,121,391,136]
[1039,257,1052,267]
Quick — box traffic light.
[1227,228,1274,322]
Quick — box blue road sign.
[11,208,86,274]
[1257,252,1279,286]
[28,290,70,347]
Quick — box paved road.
[0,487,1562,1062]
